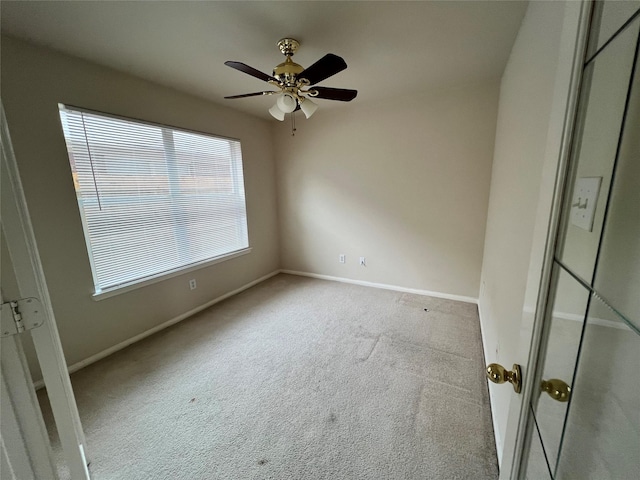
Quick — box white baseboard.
[522,305,629,331]
[280,270,479,304]
[477,300,503,468]
[34,270,280,390]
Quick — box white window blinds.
[58,105,249,294]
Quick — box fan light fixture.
[277,93,297,113]
[300,98,318,119]
[224,38,358,135]
[268,103,285,121]
[269,94,318,121]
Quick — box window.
[58,105,249,296]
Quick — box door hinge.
[1,298,45,337]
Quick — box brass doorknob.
[486,363,522,393]
[541,378,571,402]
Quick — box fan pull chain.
[291,111,296,136]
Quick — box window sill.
[92,247,252,301]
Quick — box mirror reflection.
[593,58,640,329]
[558,19,639,283]
[531,264,590,472]
[555,293,640,479]
[586,1,640,56]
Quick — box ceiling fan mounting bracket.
[277,38,300,56]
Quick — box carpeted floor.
[39,274,498,479]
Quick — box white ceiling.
[1,1,527,120]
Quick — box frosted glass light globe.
[277,93,297,113]
[269,103,285,121]
[300,98,318,119]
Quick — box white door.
[494,1,640,478]
[1,308,57,479]
[1,104,91,479]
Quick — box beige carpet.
[40,274,498,479]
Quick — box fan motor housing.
[273,57,304,86]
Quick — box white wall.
[1,37,280,381]
[273,82,499,299]
[478,0,569,465]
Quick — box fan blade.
[224,92,277,99]
[298,54,347,86]
[311,87,358,102]
[224,61,277,83]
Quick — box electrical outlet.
[339,254,346,264]
[189,279,197,290]
[359,257,366,266]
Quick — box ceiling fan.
[224,38,357,121]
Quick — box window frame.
[57,104,252,300]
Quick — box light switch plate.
[570,177,602,231]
